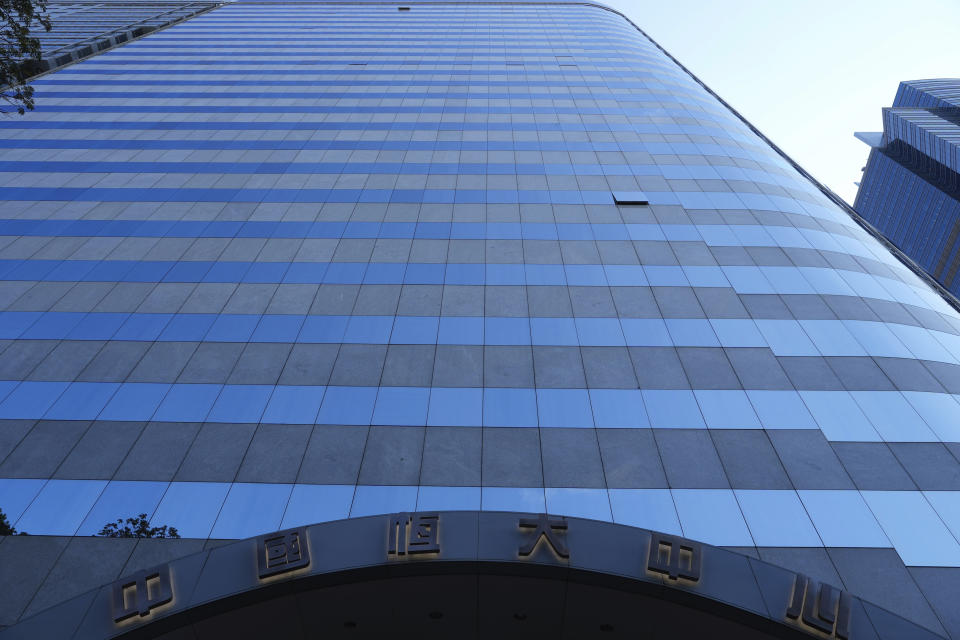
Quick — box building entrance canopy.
[0,513,938,639]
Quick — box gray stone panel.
[297,426,368,485]
[654,429,729,489]
[114,422,200,481]
[481,428,543,487]
[711,430,791,490]
[0,421,89,478]
[0,536,70,626]
[236,424,312,483]
[540,428,605,488]
[25,537,138,618]
[357,426,424,485]
[828,548,946,637]
[768,430,854,489]
[54,421,145,480]
[420,426,481,486]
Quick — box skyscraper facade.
[2,3,960,638]
[854,79,960,296]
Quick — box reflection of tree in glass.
[0,507,25,535]
[97,514,180,539]
[1,0,52,114]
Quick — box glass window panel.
[746,390,816,429]
[672,488,754,547]
[799,320,867,356]
[99,383,171,422]
[44,382,120,421]
[343,315,393,343]
[372,387,430,426]
[665,319,719,347]
[150,482,230,539]
[565,265,607,286]
[416,486,481,511]
[0,381,69,420]
[620,318,672,346]
[481,487,545,513]
[644,266,688,287]
[608,489,682,534]
[158,314,216,342]
[438,317,484,345]
[16,479,107,536]
[922,491,960,544]
[862,491,960,566]
[299,316,349,343]
[210,482,293,539]
[682,266,728,287]
[545,488,612,522]
[850,391,936,442]
[753,320,819,356]
[350,485,417,517]
[76,480,169,536]
[0,478,46,524]
[204,314,260,342]
[530,317,578,346]
[427,387,482,427]
[735,490,820,546]
[280,484,354,528]
[903,392,960,441]
[391,316,439,344]
[799,391,880,441]
[153,384,221,423]
[317,386,378,425]
[842,320,913,359]
[694,390,761,428]
[589,389,648,428]
[207,384,273,424]
[483,388,537,427]
[536,389,594,428]
[575,317,625,346]
[251,315,305,343]
[722,266,775,294]
[642,390,705,428]
[710,318,768,347]
[603,265,647,287]
[485,317,531,345]
[798,490,890,547]
[262,385,325,425]
[114,314,174,342]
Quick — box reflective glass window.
[150,482,230,539]
[211,482,293,539]
[281,484,354,528]
[672,489,753,546]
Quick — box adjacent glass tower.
[854,79,960,295]
[3,3,960,637]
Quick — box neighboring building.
[2,3,960,638]
[855,79,960,295]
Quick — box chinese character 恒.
[387,512,440,556]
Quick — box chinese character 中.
[646,532,701,582]
[111,565,173,623]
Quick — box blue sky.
[603,0,960,203]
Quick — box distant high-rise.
[855,79,960,295]
[1,4,960,639]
